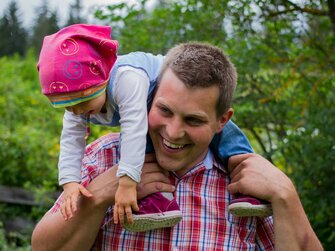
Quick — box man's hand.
[61,182,93,220]
[113,176,139,226]
[228,154,324,250]
[227,153,295,203]
[137,153,175,199]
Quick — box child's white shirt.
[58,66,150,185]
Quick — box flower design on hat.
[63,60,83,79]
[89,60,103,75]
[60,38,79,55]
[49,82,69,94]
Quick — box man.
[31,42,323,250]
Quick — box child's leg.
[211,120,272,217]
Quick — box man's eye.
[187,118,204,126]
[159,106,170,114]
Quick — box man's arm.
[228,154,323,251]
[31,164,118,251]
[31,155,175,251]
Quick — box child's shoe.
[228,194,272,217]
[123,192,182,232]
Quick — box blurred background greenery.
[0,0,334,250]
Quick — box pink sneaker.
[228,195,272,217]
[123,192,183,232]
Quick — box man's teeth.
[163,139,185,149]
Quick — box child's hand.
[61,182,93,221]
[113,176,139,226]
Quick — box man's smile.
[163,138,186,150]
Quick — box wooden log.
[0,185,37,206]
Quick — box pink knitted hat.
[37,24,118,108]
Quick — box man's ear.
[216,108,234,133]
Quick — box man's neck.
[173,149,213,178]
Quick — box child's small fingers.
[60,204,67,221]
[132,202,139,212]
[65,200,73,219]
[79,186,93,197]
[113,206,119,224]
[125,207,133,224]
[118,207,125,226]
[63,204,70,220]
[71,196,77,214]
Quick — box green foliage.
[0,221,31,251]
[0,222,6,249]
[0,49,112,248]
[95,0,229,54]
[0,51,61,189]
[0,49,112,190]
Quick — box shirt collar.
[173,149,227,179]
[203,149,213,170]
[205,150,228,174]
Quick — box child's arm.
[113,176,139,226]
[59,111,89,220]
[114,69,149,183]
[59,111,87,184]
[112,68,150,224]
[61,182,93,220]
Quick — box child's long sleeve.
[58,110,87,185]
[113,67,150,183]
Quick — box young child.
[37,24,271,232]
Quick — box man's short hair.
[159,42,237,116]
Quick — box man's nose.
[166,118,185,139]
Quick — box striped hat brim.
[47,83,107,108]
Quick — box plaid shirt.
[51,133,275,250]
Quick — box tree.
[66,0,87,26]
[0,0,27,57]
[30,0,59,56]
[95,0,228,54]
[94,1,335,248]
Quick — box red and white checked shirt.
[51,133,275,250]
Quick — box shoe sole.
[123,210,183,232]
[228,202,273,217]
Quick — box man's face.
[149,68,232,177]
